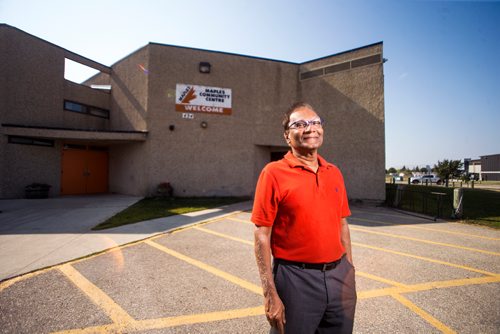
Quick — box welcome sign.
[175,84,232,115]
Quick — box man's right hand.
[254,225,285,333]
[265,291,286,334]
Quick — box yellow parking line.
[358,286,402,299]
[0,267,54,293]
[351,226,500,256]
[231,215,500,243]
[52,306,265,334]
[193,224,500,294]
[0,241,143,292]
[228,217,255,225]
[191,226,416,293]
[351,210,443,223]
[58,264,135,327]
[201,219,498,277]
[196,220,499,279]
[355,271,409,289]
[391,293,457,334]
[350,217,500,241]
[358,275,500,299]
[137,305,264,331]
[192,225,412,290]
[144,240,262,295]
[406,275,500,292]
[352,242,498,276]
[194,226,253,245]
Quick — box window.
[64,100,110,119]
[64,101,86,113]
[8,136,54,147]
[89,107,110,118]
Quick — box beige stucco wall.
[63,81,111,131]
[0,25,114,198]
[0,25,65,197]
[0,26,65,127]
[299,44,385,201]
[2,141,61,198]
[0,28,6,198]
[102,47,150,195]
[113,44,299,196]
[1,24,385,201]
[107,42,385,200]
[0,136,7,198]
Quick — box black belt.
[275,254,344,272]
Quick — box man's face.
[284,107,324,152]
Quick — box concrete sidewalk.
[0,195,253,281]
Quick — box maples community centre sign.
[175,84,232,115]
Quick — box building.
[464,154,500,181]
[464,158,482,179]
[480,154,500,181]
[1,24,386,201]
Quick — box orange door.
[61,145,108,195]
[86,149,108,194]
[61,146,87,195]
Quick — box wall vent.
[300,68,324,80]
[325,62,351,75]
[351,54,382,69]
[300,53,382,81]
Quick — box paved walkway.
[0,201,499,333]
[0,195,251,281]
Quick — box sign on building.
[175,84,232,115]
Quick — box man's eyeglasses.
[288,119,323,130]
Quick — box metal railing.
[386,184,453,220]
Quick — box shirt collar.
[283,151,333,169]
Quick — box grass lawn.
[461,188,500,228]
[92,197,248,230]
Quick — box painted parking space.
[0,207,499,333]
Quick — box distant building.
[464,158,481,178]
[480,154,500,181]
[464,155,500,181]
[1,24,386,200]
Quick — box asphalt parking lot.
[1,206,499,333]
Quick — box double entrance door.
[61,144,109,195]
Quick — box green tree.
[433,159,463,187]
[421,167,428,173]
[388,167,397,174]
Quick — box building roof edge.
[300,41,384,65]
[147,42,299,65]
[1,24,111,71]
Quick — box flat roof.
[1,124,148,143]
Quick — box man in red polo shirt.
[252,102,356,334]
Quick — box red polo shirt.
[252,152,351,263]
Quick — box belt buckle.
[321,263,328,271]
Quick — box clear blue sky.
[1,0,499,169]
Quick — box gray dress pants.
[271,255,357,334]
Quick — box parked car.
[410,174,442,185]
